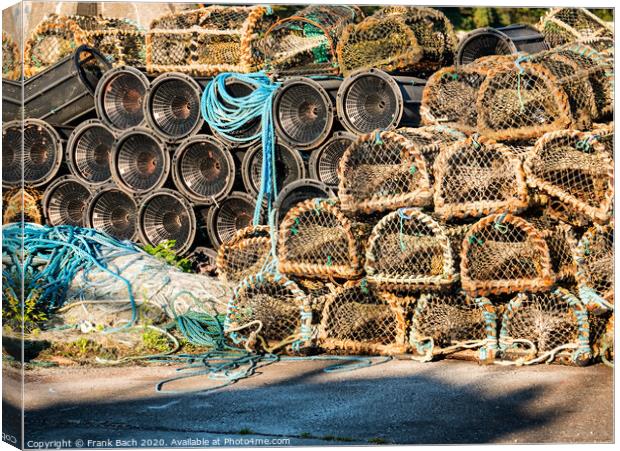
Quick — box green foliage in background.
[142,240,192,273]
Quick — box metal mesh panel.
[499,289,591,365]
[216,225,272,284]
[278,198,366,280]
[433,136,529,220]
[95,67,149,131]
[308,132,355,187]
[43,177,91,227]
[67,120,115,185]
[574,223,613,308]
[524,129,613,224]
[461,213,554,297]
[260,5,364,75]
[539,8,613,48]
[318,284,408,355]
[365,208,456,291]
[242,143,305,196]
[337,130,432,214]
[138,189,196,255]
[86,187,138,241]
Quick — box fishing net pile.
[538,8,613,49]
[259,5,364,76]
[24,14,144,77]
[146,5,275,76]
[336,6,456,77]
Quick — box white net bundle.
[433,135,529,220]
[216,225,272,284]
[365,208,457,291]
[574,223,614,309]
[524,129,613,224]
[337,130,432,214]
[538,8,613,49]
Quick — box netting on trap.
[278,198,366,280]
[318,284,408,355]
[2,189,42,225]
[524,129,613,224]
[83,17,145,67]
[146,5,275,76]
[216,225,272,284]
[410,293,498,362]
[589,312,613,366]
[498,289,591,365]
[461,213,554,297]
[225,273,312,352]
[420,57,511,133]
[337,6,456,77]
[538,8,613,49]
[365,208,457,291]
[2,31,20,80]
[433,136,529,220]
[529,217,577,283]
[260,5,364,76]
[337,130,432,214]
[592,122,614,156]
[574,223,613,309]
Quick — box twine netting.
[365,208,457,291]
[410,293,498,362]
[308,132,356,187]
[83,18,145,67]
[2,31,20,80]
[461,213,554,296]
[542,196,591,228]
[146,6,274,76]
[2,189,43,225]
[589,312,613,366]
[337,130,432,214]
[225,273,311,352]
[318,284,408,355]
[499,289,591,365]
[278,198,366,280]
[529,217,577,283]
[524,129,613,224]
[260,5,363,75]
[574,223,613,308]
[539,8,613,49]
[216,225,272,284]
[337,6,456,77]
[592,122,614,156]
[433,136,529,220]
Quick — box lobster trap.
[574,223,613,309]
[409,293,498,362]
[498,289,591,366]
[365,208,457,291]
[318,284,408,355]
[433,136,529,220]
[225,273,312,353]
[461,213,555,297]
[202,191,257,248]
[146,5,275,76]
[216,225,272,284]
[260,5,364,76]
[337,6,456,77]
[66,119,116,186]
[337,130,432,214]
[524,129,613,224]
[2,188,42,225]
[278,199,366,280]
[529,216,577,283]
[308,132,356,188]
[85,186,138,241]
[42,176,92,227]
[2,31,20,80]
[242,142,305,197]
[538,8,613,49]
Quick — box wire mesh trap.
[2,188,43,225]
[241,142,305,196]
[2,31,20,80]
[410,293,498,362]
[66,119,116,185]
[433,135,529,220]
[524,129,613,224]
[498,289,591,366]
[146,5,275,76]
[273,179,334,228]
[278,198,366,280]
[95,66,149,131]
[42,176,92,227]
[365,208,456,291]
[2,119,63,188]
[138,189,197,256]
[203,191,257,248]
[337,130,432,214]
[308,132,356,188]
[225,273,312,353]
[145,72,204,142]
[172,135,235,205]
[574,223,613,309]
[538,8,613,49]
[318,283,408,355]
[110,127,170,195]
[337,6,456,77]
[85,186,138,241]
[260,5,364,76]
[460,213,555,297]
[216,225,272,284]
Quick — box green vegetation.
[2,287,48,333]
[141,327,170,353]
[142,240,192,272]
[368,437,388,444]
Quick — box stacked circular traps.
[42,176,92,227]
[84,185,139,241]
[95,66,149,131]
[66,119,116,185]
